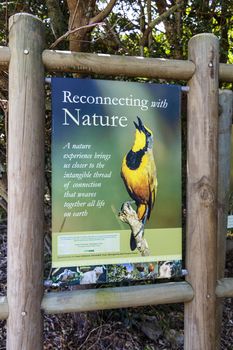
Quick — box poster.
[51,78,182,286]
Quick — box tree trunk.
[67,0,96,52]
[156,0,183,59]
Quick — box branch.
[150,0,184,30]
[69,0,80,30]
[90,0,117,25]
[49,22,105,49]
[118,202,150,256]
[101,19,131,54]
[140,0,185,51]
[0,178,7,203]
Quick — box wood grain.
[1,46,233,81]
[184,33,219,350]
[42,282,194,314]
[216,90,232,347]
[42,50,195,80]
[0,296,8,320]
[216,278,233,298]
[0,281,195,320]
[7,13,45,350]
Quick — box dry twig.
[50,22,105,49]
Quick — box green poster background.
[52,78,182,270]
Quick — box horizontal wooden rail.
[219,64,233,83]
[216,278,233,298]
[0,282,193,319]
[42,50,195,80]
[1,46,233,81]
[41,282,194,314]
[0,296,8,320]
[0,46,10,68]
[1,278,233,320]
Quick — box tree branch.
[50,22,105,49]
[100,19,131,54]
[90,0,117,25]
[140,0,184,52]
[69,0,80,30]
[150,0,184,30]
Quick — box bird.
[121,116,157,250]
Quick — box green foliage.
[0,1,232,58]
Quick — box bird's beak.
[133,117,144,132]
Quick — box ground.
[0,222,233,349]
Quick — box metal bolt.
[24,49,29,55]
[21,311,27,316]
[208,62,213,68]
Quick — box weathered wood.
[0,296,8,320]
[41,55,233,82]
[42,282,194,314]
[216,90,233,348]
[7,13,45,350]
[1,277,233,321]
[42,50,195,79]
[217,90,232,277]
[0,282,194,319]
[216,278,233,298]
[1,46,233,81]
[184,33,219,350]
[219,63,233,82]
[0,46,10,69]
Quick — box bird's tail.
[130,232,137,251]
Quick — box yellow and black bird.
[121,117,157,250]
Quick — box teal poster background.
[51,78,182,284]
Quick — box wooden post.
[7,14,45,350]
[184,34,219,350]
[217,90,232,277]
[216,90,232,347]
